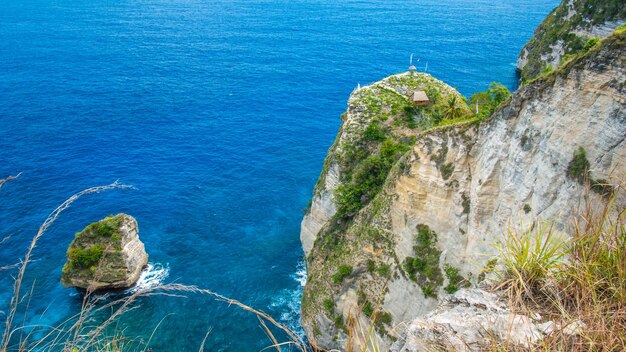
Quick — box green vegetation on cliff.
[518,0,625,82]
[402,225,443,298]
[61,214,125,284]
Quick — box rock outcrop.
[301,25,625,351]
[390,289,544,352]
[516,0,625,82]
[61,214,148,291]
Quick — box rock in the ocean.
[61,214,148,291]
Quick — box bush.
[591,179,614,198]
[403,225,443,294]
[582,37,600,52]
[523,204,532,214]
[440,163,454,180]
[468,82,512,118]
[566,146,590,184]
[443,265,466,294]
[332,265,353,283]
[377,311,392,325]
[421,285,436,298]
[363,123,386,141]
[68,244,105,268]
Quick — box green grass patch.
[332,265,353,284]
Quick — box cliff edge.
[301,26,625,351]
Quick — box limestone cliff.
[301,27,625,351]
[61,214,148,291]
[517,0,625,82]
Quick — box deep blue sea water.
[1,0,558,350]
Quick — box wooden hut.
[410,91,431,106]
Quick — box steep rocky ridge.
[517,0,625,82]
[301,28,625,351]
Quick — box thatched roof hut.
[410,91,430,105]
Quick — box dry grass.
[496,181,626,351]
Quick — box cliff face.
[517,0,625,82]
[301,28,625,351]
[62,214,148,290]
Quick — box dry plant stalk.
[0,173,21,189]
[1,181,131,351]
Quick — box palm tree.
[442,96,464,120]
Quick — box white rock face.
[574,20,626,39]
[117,215,149,288]
[301,162,339,256]
[390,289,544,352]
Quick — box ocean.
[0,0,558,350]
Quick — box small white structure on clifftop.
[409,53,417,73]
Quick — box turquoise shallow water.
[0,0,557,350]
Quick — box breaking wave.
[127,262,170,293]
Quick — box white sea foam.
[269,261,307,340]
[126,262,170,293]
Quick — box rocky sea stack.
[61,214,148,291]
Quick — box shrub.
[67,244,105,268]
[591,179,614,198]
[443,265,466,294]
[332,265,353,283]
[363,123,386,141]
[403,225,443,293]
[566,146,590,184]
[333,315,345,330]
[377,311,392,325]
[440,163,454,180]
[468,82,511,118]
[582,37,600,52]
[541,65,554,75]
[523,204,532,214]
[421,285,436,298]
[366,259,376,273]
